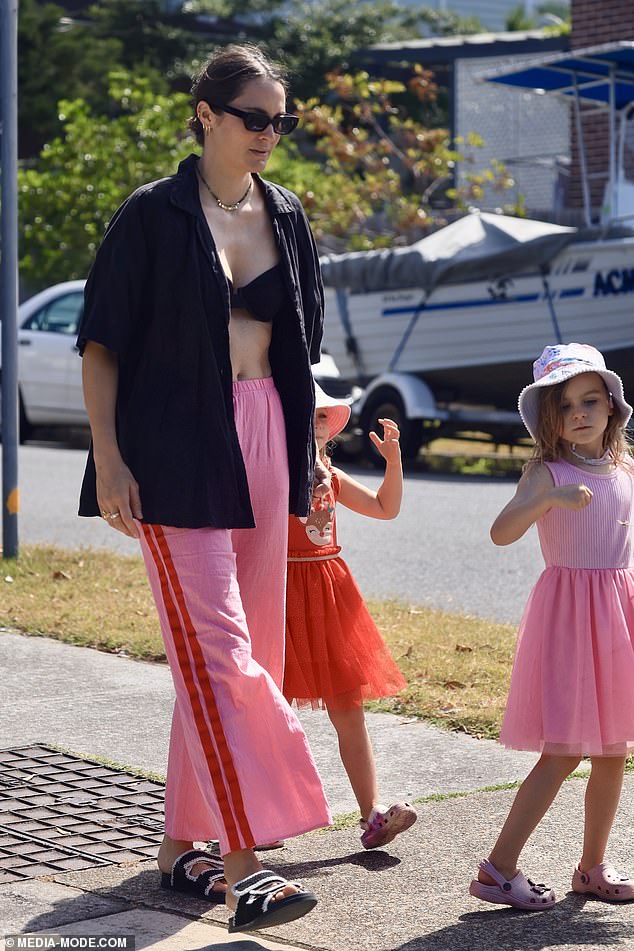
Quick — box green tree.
[417,7,485,35]
[269,0,421,101]
[19,0,490,159]
[18,0,214,159]
[283,69,514,250]
[87,0,206,81]
[505,1,570,32]
[505,5,535,30]
[537,0,570,20]
[538,0,571,34]
[18,0,122,156]
[19,74,193,291]
[187,0,484,100]
[19,69,514,290]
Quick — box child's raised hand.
[368,418,401,464]
[552,483,593,510]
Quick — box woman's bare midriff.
[229,308,273,380]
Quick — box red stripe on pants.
[142,522,254,852]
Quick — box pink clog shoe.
[360,802,417,849]
[469,858,557,911]
[572,862,634,901]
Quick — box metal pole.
[609,69,617,220]
[572,74,592,227]
[1,0,20,559]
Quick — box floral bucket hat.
[518,342,632,440]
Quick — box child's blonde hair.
[527,377,633,467]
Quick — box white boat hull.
[323,235,634,411]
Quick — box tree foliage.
[288,69,514,250]
[416,7,484,35]
[18,0,492,158]
[188,0,485,99]
[19,75,192,290]
[18,0,122,156]
[86,0,205,80]
[267,0,420,101]
[505,0,570,32]
[19,69,515,291]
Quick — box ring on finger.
[101,511,121,521]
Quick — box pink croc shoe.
[572,863,634,902]
[469,859,557,911]
[360,802,418,849]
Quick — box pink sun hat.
[518,343,632,441]
[314,382,351,440]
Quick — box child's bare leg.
[326,703,378,819]
[480,754,581,883]
[580,755,626,871]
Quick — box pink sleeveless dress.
[500,459,634,757]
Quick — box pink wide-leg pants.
[138,378,331,855]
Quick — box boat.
[320,42,634,454]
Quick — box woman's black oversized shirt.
[77,153,323,528]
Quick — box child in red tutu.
[470,343,634,911]
[283,384,417,849]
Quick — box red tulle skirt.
[283,556,406,711]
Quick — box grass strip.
[1,544,517,738]
[1,544,165,660]
[3,544,633,774]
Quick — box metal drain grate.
[0,744,165,883]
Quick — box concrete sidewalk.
[2,631,634,950]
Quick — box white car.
[1,280,350,442]
[1,280,87,440]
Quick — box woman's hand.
[551,483,593,510]
[95,454,143,538]
[368,418,401,465]
[82,342,142,538]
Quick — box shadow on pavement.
[274,848,401,881]
[393,893,634,950]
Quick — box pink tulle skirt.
[500,567,634,757]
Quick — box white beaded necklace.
[570,443,613,466]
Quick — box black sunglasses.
[212,103,299,135]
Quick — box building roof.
[361,29,568,66]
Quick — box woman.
[77,44,332,933]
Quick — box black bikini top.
[228,263,286,323]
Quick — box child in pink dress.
[470,343,634,910]
[283,385,417,849]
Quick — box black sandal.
[160,848,227,904]
[228,869,317,933]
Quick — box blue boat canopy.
[485,41,634,111]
